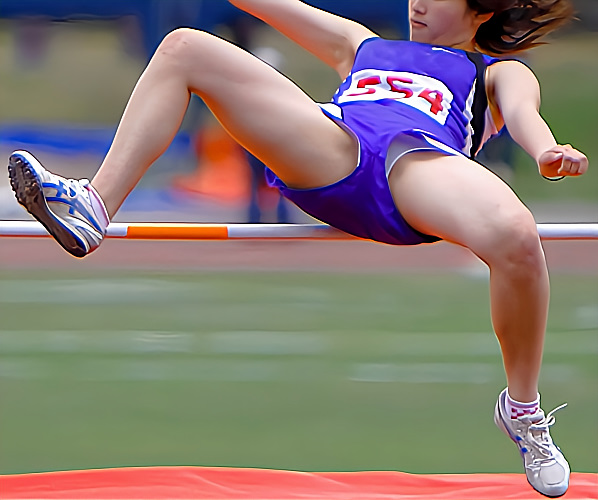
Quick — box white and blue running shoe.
[8,150,108,258]
[494,388,570,498]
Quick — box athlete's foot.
[8,150,109,258]
[494,388,570,498]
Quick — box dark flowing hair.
[468,0,575,55]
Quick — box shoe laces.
[40,168,88,196]
[522,403,567,464]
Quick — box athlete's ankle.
[85,182,110,230]
[506,388,540,419]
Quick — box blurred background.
[0,0,597,478]
[1,0,597,222]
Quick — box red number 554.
[348,75,445,115]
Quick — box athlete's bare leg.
[92,28,358,217]
[389,152,548,403]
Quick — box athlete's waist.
[329,101,467,152]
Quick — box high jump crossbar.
[0,220,597,241]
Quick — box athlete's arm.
[488,60,588,178]
[228,0,376,79]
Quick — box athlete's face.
[408,0,492,50]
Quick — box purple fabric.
[267,38,500,246]
[266,127,440,246]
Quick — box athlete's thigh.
[172,29,357,189]
[388,152,537,256]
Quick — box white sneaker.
[494,388,570,498]
[8,150,108,258]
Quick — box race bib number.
[338,69,453,125]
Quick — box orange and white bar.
[0,221,348,240]
[0,220,597,240]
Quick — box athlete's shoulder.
[486,58,538,87]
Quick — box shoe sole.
[8,153,88,258]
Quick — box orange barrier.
[1,467,596,499]
[172,122,251,202]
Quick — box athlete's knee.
[155,28,207,65]
[478,209,545,271]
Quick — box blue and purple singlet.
[268,38,502,245]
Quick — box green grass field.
[1,270,596,475]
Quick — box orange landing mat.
[1,467,596,499]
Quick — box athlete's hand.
[537,145,588,179]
